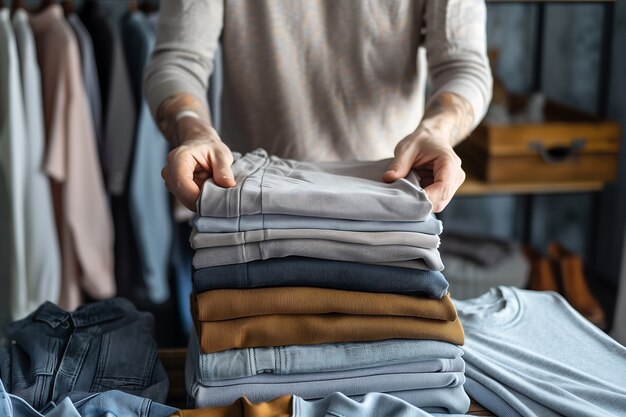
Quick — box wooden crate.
[456,98,621,183]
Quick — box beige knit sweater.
[145,0,492,162]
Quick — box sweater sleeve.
[143,0,223,118]
[424,0,493,128]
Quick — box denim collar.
[32,298,132,329]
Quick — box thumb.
[383,146,418,183]
[210,151,237,188]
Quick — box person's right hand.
[161,116,237,211]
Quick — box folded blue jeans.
[189,332,462,382]
[197,149,432,222]
[187,345,467,411]
[193,257,449,298]
[193,214,443,235]
[0,298,168,409]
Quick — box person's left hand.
[383,131,465,213]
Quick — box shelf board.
[458,176,606,196]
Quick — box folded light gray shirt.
[192,239,443,271]
[190,228,440,250]
[193,214,443,235]
[196,149,433,222]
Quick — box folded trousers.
[194,289,456,322]
[192,257,448,298]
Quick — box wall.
[442,2,626,301]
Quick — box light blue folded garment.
[187,342,468,412]
[293,392,470,417]
[456,286,626,417]
[0,380,80,417]
[189,331,462,383]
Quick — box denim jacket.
[0,298,168,409]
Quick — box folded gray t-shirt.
[190,228,440,249]
[193,214,443,235]
[192,239,443,271]
[197,149,432,222]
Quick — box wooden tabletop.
[159,349,496,416]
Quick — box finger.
[169,151,203,211]
[424,158,457,212]
[209,148,237,188]
[383,143,418,183]
[433,168,465,213]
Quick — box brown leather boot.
[524,245,560,292]
[547,243,606,329]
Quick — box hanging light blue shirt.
[122,12,172,303]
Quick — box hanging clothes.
[121,11,172,303]
[79,2,142,300]
[11,9,61,318]
[30,5,115,310]
[68,13,102,146]
[78,0,114,117]
[0,8,29,330]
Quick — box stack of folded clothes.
[187,149,469,414]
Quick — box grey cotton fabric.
[197,149,433,222]
[186,345,467,410]
[456,287,626,417]
[193,214,443,235]
[192,239,443,271]
[189,331,462,382]
[67,14,102,145]
[443,250,529,300]
[192,257,448,297]
[102,30,136,194]
[145,0,491,162]
[440,232,515,266]
[191,228,440,249]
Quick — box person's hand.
[383,130,465,213]
[161,116,236,211]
